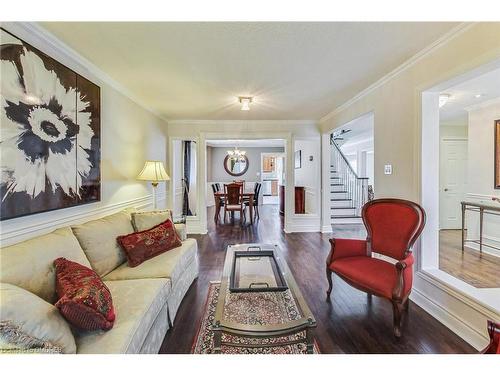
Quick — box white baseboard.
[411,271,497,351]
[410,288,487,351]
[321,225,333,233]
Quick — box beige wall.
[1,23,169,245]
[320,23,500,201]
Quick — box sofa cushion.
[0,227,91,303]
[103,238,197,286]
[74,279,170,354]
[117,219,182,267]
[54,258,115,331]
[71,210,134,277]
[0,283,76,354]
[131,209,173,232]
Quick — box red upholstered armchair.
[326,198,426,337]
[481,320,500,354]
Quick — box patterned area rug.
[191,282,320,354]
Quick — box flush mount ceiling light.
[439,93,451,108]
[474,94,483,98]
[238,96,253,111]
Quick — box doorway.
[261,153,285,205]
[439,138,468,229]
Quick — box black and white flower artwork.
[0,29,100,220]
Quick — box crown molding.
[319,22,476,124]
[1,22,169,124]
[167,119,317,126]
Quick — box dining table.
[214,190,255,224]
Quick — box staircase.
[330,135,369,224]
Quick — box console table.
[461,201,500,254]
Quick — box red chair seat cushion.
[330,256,404,299]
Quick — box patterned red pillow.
[54,258,115,331]
[117,218,182,267]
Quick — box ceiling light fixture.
[439,93,451,108]
[474,94,483,98]
[239,96,253,111]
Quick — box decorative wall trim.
[321,225,333,233]
[1,22,168,124]
[410,287,487,350]
[319,23,474,124]
[412,270,500,350]
[168,119,317,126]
[1,195,154,246]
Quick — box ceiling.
[206,139,284,148]
[40,22,460,121]
[440,67,500,124]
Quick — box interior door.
[439,139,468,229]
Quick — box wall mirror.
[224,154,249,176]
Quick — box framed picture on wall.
[0,28,101,220]
[294,150,301,169]
[495,119,500,189]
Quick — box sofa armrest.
[174,223,187,241]
[327,238,369,265]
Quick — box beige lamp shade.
[137,161,170,185]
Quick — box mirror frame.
[223,154,249,176]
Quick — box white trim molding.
[0,195,154,246]
[412,270,500,350]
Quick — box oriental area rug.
[191,282,320,354]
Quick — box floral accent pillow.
[117,219,182,267]
[54,258,115,331]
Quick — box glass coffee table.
[212,243,317,353]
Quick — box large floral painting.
[0,29,100,220]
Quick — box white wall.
[1,23,168,246]
[466,98,500,256]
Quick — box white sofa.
[0,209,199,354]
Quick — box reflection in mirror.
[436,66,500,291]
[224,154,249,176]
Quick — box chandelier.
[227,147,246,161]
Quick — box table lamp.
[137,160,170,209]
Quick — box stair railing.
[330,134,369,216]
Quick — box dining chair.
[244,182,261,220]
[212,183,224,221]
[224,183,246,225]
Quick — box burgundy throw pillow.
[54,257,115,331]
[117,218,182,267]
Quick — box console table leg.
[306,328,314,354]
[213,331,222,354]
[479,208,484,255]
[461,203,465,253]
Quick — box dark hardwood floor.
[160,205,475,354]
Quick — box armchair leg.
[326,268,333,300]
[392,301,403,338]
